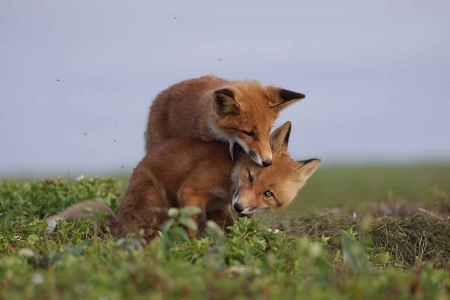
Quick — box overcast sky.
[1,0,449,176]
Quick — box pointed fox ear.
[295,159,321,182]
[212,88,241,115]
[266,86,305,112]
[269,121,292,154]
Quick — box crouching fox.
[47,122,320,238]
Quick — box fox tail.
[45,200,121,236]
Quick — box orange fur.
[145,75,305,166]
[46,122,320,239]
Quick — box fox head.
[211,81,305,167]
[230,121,321,216]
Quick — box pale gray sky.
[1,0,449,176]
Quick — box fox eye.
[242,130,254,137]
[248,170,253,184]
[263,190,273,198]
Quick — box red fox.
[46,122,320,238]
[145,75,305,167]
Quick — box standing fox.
[145,75,305,167]
[47,122,320,238]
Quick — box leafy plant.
[1,177,449,299]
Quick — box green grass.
[1,166,450,299]
[293,163,450,210]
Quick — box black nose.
[262,159,272,166]
[233,202,244,213]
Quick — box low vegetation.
[1,170,449,299]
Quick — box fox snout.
[249,151,272,166]
[262,160,272,166]
[252,140,273,167]
[232,193,257,216]
[232,202,244,213]
[232,141,272,167]
[232,201,256,217]
[232,201,254,215]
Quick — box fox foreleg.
[207,205,234,232]
[177,187,208,238]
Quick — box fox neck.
[206,116,237,160]
[208,118,231,143]
[208,115,254,163]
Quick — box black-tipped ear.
[266,86,305,112]
[295,158,321,180]
[279,89,305,103]
[212,88,240,115]
[269,121,292,154]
